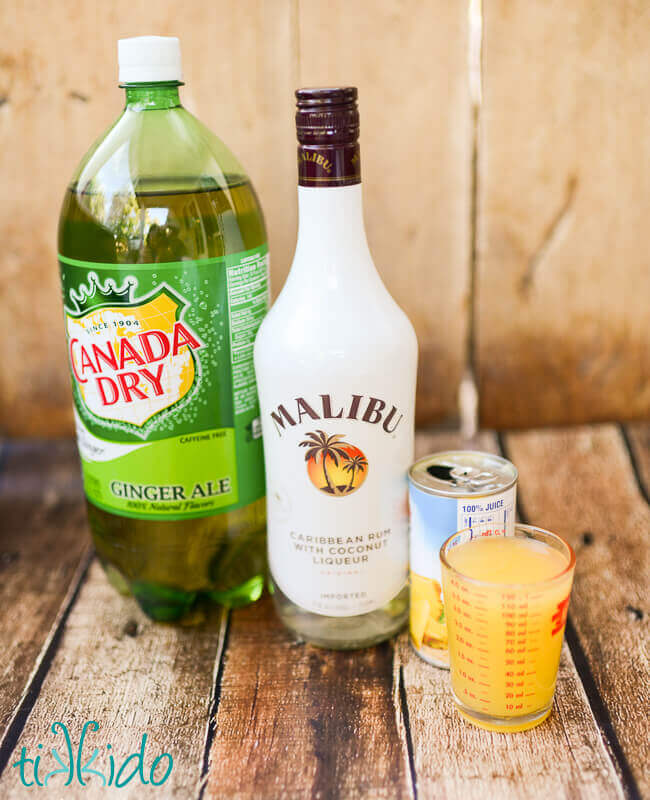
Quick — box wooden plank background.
[1,428,646,798]
[477,0,650,428]
[0,0,648,436]
[503,425,650,795]
[0,442,90,748]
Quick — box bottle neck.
[294,183,373,276]
[295,138,366,258]
[123,82,182,111]
[297,141,361,188]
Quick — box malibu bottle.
[58,37,269,620]
[254,88,418,648]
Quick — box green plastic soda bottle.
[58,36,268,621]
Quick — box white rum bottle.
[254,87,418,648]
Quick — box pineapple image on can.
[409,573,447,655]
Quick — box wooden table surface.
[0,425,647,799]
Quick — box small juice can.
[408,451,518,667]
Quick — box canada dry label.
[58,246,269,520]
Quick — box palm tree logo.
[299,430,369,496]
[342,454,368,492]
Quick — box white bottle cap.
[118,36,183,84]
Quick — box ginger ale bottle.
[58,37,268,620]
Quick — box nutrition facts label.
[226,249,270,416]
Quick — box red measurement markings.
[551,593,570,636]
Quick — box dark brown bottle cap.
[295,87,359,145]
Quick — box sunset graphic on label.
[299,430,368,496]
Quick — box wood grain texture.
[0,561,227,798]
[504,425,650,796]
[477,1,650,427]
[401,430,624,800]
[624,422,650,498]
[204,594,412,800]
[398,637,624,800]
[299,0,471,425]
[0,0,297,436]
[0,441,89,744]
[0,430,642,797]
[414,429,500,461]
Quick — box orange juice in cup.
[440,525,575,732]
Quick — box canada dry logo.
[64,272,203,437]
[299,430,368,497]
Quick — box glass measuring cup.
[440,524,575,732]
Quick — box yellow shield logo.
[66,281,202,433]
